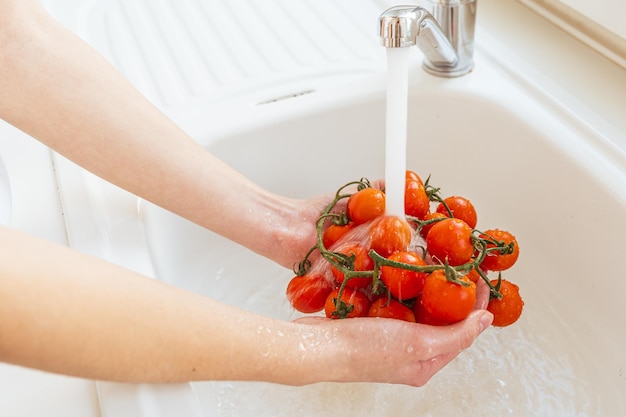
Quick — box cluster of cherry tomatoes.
[286,170,524,327]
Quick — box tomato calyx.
[442,263,472,287]
[329,296,354,319]
[407,213,446,236]
[475,230,517,258]
[488,273,504,301]
[422,176,453,217]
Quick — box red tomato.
[346,188,386,225]
[368,297,416,322]
[379,251,428,300]
[286,273,335,314]
[487,279,524,326]
[426,218,474,266]
[324,287,371,319]
[479,229,520,271]
[419,212,447,238]
[405,170,424,185]
[436,196,478,229]
[330,243,374,289]
[405,179,430,220]
[421,270,476,323]
[465,267,481,284]
[413,296,452,326]
[368,215,413,257]
[322,222,354,249]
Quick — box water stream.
[384,48,410,217]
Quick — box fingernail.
[479,311,494,331]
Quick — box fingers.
[292,316,328,325]
[295,308,493,357]
[292,309,493,387]
[474,277,490,310]
[413,350,460,385]
[403,310,493,386]
[421,310,493,357]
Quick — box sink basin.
[138,46,626,416]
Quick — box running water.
[384,48,410,218]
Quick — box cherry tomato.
[413,296,452,326]
[330,243,374,289]
[421,270,476,323]
[479,229,520,271]
[380,251,427,300]
[487,279,524,326]
[465,267,481,284]
[286,273,335,314]
[436,196,478,229]
[405,179,430,220]
[346,188,386,225]
[324,287,371,319]
[419,211,447,239]
[368,215,413,257]
[322,222,354,249]
[405,170,424,185]
[368,297,416,322]
[426,218,474,266]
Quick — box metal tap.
[379,1,477,77]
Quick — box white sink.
[138,41,626,417]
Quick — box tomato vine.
[290,174,522,323]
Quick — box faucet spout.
[379,2,476,77]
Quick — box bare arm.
[0,0,320,268]
[0,227,491,385]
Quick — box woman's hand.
[315,310,492,386]
[274,180,386,269]
[293,279,492,387]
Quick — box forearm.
[0,226,330,384]
[0,1,315,267]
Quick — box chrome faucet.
[379,1,477,77]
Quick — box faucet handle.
[379,2,476,77]
[379,6,425,48]
[379,6,458,70]
[426,0,476,76]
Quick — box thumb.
[424,310,493,358]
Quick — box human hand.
[294,279,492,387]
[275,180,386,270]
